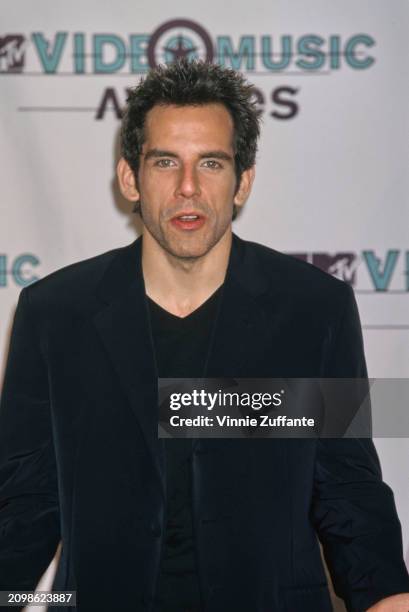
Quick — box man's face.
[120,103,253,260]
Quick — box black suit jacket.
[1,234,408,612]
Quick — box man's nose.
[174,165,201,198]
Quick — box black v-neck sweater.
[148,286,223,612]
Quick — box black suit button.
[149,521,162,537]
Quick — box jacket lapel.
[205,233,272,378]
[92,237,166,499]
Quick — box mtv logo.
[0,35,26,72]
[312,253,359,285]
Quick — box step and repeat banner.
[1,1,408,610]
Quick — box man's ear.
[233,166,256,209]
[116,157,140,202]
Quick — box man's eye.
[155,159,175,167]
[203,160,222,169]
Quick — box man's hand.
[366,593,409,611]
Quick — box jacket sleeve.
[0,287,60,590]
[310,283,409,612]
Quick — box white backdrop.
[1,2,408,610]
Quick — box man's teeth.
[179,215,199,220]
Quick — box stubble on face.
[136,104,238,262]
[140,193,223,262]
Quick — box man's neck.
[142,229,232,317]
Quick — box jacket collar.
[95,232,270,306]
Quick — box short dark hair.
[120,58,261,219]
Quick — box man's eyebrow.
[143,149,178,161]
[198,151,233,162]
[142,148,234,162]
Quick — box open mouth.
[170,213,206,231]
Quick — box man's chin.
[161,233,221,261]
[165,243,211,261]
[146,223,229,261]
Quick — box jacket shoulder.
[22,241,136,313]
[243,238,352,299]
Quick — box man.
[0,59,408,612]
